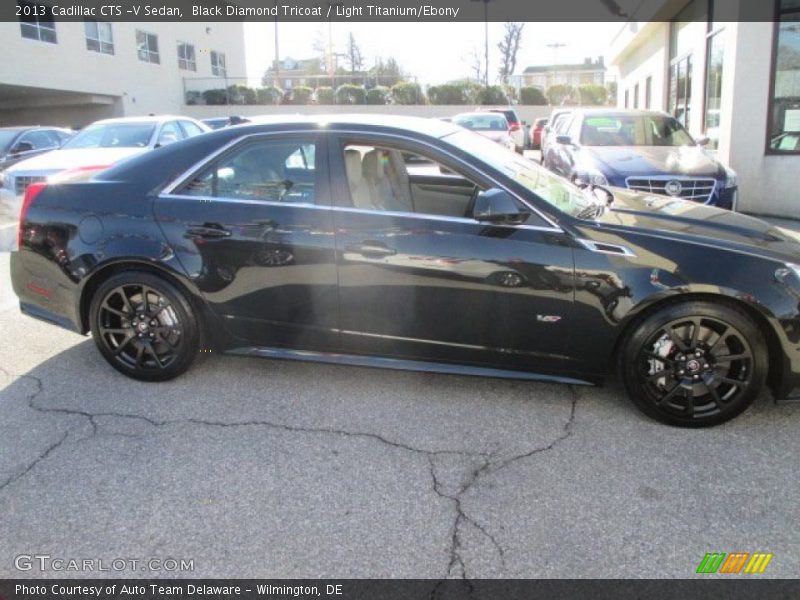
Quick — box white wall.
[0,21,246,122]
[614,22,669,113]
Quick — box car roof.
[0,125,68,132]
[88,115,196,126]
[231,114,462,139]
[452,112,506,119]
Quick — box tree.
[520,86,548,105]
[547,84,574,106]
[344,32,364,75]
[369,57,405,87]
[466,46,484,83]
[578,84,608,106]
[497,22,525,85]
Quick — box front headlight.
[575,169,608,187]
[724,166,738,188]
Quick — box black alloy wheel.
[620,301,767,427]
[90,272,200,381]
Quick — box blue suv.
[543,109,738,210]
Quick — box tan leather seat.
[344,149,372,209]
[363,149,394,210]
[383,150,413,211]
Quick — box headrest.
[362,149,385,179]
[344,149,363,184]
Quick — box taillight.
[18,182,47,247]
[509,122,521,132]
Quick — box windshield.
[0,130,21,151]
[63,122,156,149]
[444,130,595,217]
[453,114,508,131]
[580,114,695,147]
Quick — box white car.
[0,115,209,205]
[451,112,516,152]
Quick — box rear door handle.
[347,241,396,257]
[186,224,231,239]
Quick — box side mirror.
[473,188,530,225]
[11,141,34,155]
[556,135,574,146]
[696,136,710,147]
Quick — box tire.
[618,301,767,427]
[89,271,201,381]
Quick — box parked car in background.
[544,109,738,209]
[452,112,516,151]
[11,115,800,427]
[481,107,525,153]
[540,109,573,166]
[0,126,73,173]
[1,116,209,200]
[202,116,251,130]
[531,118,548,149]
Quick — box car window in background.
[63,123,156,149]
[445,129,593,217]
[179,120,206,138]
[19,130,58,150]
[180,138,317,204]
[0,131,21,151]
[580,115,695,147]
[157,121,183,146]
[285,144,315,171]
[453,114,509,131]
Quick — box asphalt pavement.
[1,249,800,579]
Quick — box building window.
[19,6,56,44]
[177,42,196,71]
[703,28,724,149]
[624,89,629,108]
[645,76,652,109]
[669,56,692,128]
[211,51,227,77]
[634,83,640,109]
[85,21,114,55]
[767,0,800,153]
[136,30,160,64]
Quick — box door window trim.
[159,129,563,232]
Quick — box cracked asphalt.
[1,250,800,579]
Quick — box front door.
[329,135,577,376]
[155,133,340,350]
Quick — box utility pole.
[273,18,280,89]
[470,0,493,86]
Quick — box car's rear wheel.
[619,301,767,427]
[89,272,200,381]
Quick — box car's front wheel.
[89,271,200,381]
[619,301,767,427]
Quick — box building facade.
[0,19,246,128]
[610,0,799,218]
[522,58,606,90]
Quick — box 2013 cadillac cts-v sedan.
[10,116,800,427]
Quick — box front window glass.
[580,115,694,147]
[768,2,800,153]
[444,130,594,218]
[0,131,21,150]
[62,123,156,149]
[180,139,317,204]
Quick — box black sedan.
[10,115,800,427]
[0,126,73,172]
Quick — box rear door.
[155,132,340,350]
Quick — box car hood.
[586,145,722,178]
[593,188,800,263]
[6,147,147,174]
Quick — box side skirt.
[226,346,598,386]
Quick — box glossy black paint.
[10,116,800,397]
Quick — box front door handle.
[186,223,232,239]
[347,241,396,257]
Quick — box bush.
[475,85,508,105]
[315,86,335,104]
[547,84,574,106]
[366,86,390,105]
[427,83,469,105]
[520,87,548,105]
[391,81,425,105]
[290,86,314,105]
[503,85,518,103]
[256,86,282,105]
[335,84,366,105]
[227,85,257,105]
[202,89,228,105]
[577,84,609,106]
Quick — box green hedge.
[335,84,366,105]
[520,87,547,105]
[315,86,335,104]
[391,82,425,105]
[366,86,390,105]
